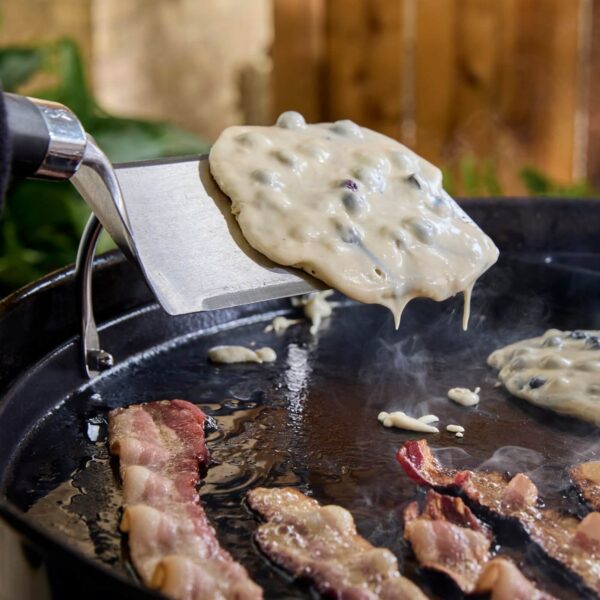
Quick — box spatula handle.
[3,92,87,179]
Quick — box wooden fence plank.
[412,0,457,164]
[512,0,580,184]
[413,0,581,193]
[272,0,325,123]
[587,0,600,186]
[325,0,404,139]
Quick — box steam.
[356,257,553,421]
[478,446,545,474]
[475,442,600,497]
[432,446,472,470]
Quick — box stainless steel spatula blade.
[3,93,320,323]
[114,156,320,315]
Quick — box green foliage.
[444,156,598,199]
[0,47,43,91]
[519,167,598,197]
[443,156,504,197]
[0,38,209,294]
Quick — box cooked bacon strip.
[403,490,492,592]
[109,400,262,600]
[571,461,600,511]
[403,491,553,598]
[247,487,427,600]
[397,440,600,595]
[501,472,538,510]
[574,512,600,553]
[475,558,555,600]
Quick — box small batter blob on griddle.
[209,112,499,329]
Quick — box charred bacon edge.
[397,439,600,599]
[403,490,557,598]
[403,490,493,593]
[570,462,600,512]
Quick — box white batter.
[378,411,440,433]
[208,345,276,364]
[264,316,302,334]
[209,112,499,329]
[446,424,464,432]
[292,290,334,334]
[448,386,481,407]
[488,329,600,426]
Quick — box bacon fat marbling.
[109,399,262,600]
[247,486,427,599]
[397,439,600,595]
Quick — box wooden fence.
[272,0,600,194]
[2,0,598,194]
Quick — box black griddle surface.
[3,254,600,599]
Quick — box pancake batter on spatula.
[209,112,498,329]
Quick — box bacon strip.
[247,487,427,599]
[403,491,554,598]
[571,461,600,511]
[403,490,492,592]
[109,400,262,600]
[475,558,555,600]
[397,440,600,595]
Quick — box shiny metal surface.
[113,157,320,315]
[72,152,320,375]
[72,136,133,257]
[30,97,87,179]
[75,215,114,378]
[13,95,320,324]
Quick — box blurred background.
[0,0,598,293]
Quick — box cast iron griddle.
[2,252,600,599]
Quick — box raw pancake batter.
[488,329,600,426]
[208,345,276,364]
[209,112,499,328]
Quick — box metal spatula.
[4,93,320,316]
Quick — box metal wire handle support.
[75,214,115,378]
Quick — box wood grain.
[325,0,404,139]
[413,0,582,193]
[2,0,596,192]
[272,0,325,122]
[588,0,600,186]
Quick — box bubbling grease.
[209,112,499,329]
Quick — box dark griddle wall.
[0,197,599,600]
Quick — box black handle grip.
[3,92,50,177]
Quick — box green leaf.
[482,160,502,196]
[441,168,455,196]
[519,167,552,195]
[459,156,482,196]
[93,117,210,163]
[0,47,43,91]
[0,36,210,292]
[50,38,95,123]
[519,166,599,197]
